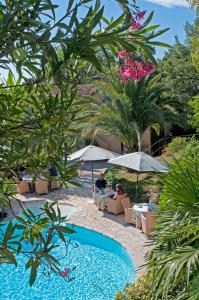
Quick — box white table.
[133,203,157,228]
[22,175,33,182]
[22,175,46,182]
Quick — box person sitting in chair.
[112,184,125,199]
[95,173,107,191]
[47,163,58,177]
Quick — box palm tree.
[83,74,182,152]
[116,153,199,300]
[146,154,199,300]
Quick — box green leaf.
[94,0,101,11]
[15,216,29,225]
[139,25,160,34]
[105,14,125,31]
[57,229,65,242]
[90,7,104,30]
[29,261,38,286]
[46,0,56,20]
[0,249,17,266]
[57,226,75,234]
[13,48,26,61]
[26,257,33,269]
[3,221,14,243]
[69,5,77,29]
[148,41,172,48]
[6,71,15,86]
[142,11,154,28]
[45,253,60,265]
[81,51,102,71]
[67,0,74,13]
[148,28,170,39]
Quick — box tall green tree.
[84,75,182,152]
[158,18,199,132]
[159,40,199,114]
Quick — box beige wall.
[96,128,152,154]
[95,135,122,154]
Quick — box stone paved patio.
[10,175,149,278]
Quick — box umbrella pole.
[136,173,139,200]
[92,162,94,191]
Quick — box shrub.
[115,277,152,300]
[104,167,119,189]
[167,137,188,155]
[116,154,199,299]
[167,136,199,158]
[105,167,144,201]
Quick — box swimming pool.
[0,224,136,300]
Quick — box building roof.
[77,85,97,97]
[52,84,97,97]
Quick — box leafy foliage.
[188,0,199,12]
[189,96,199,132]
[116,154,199,300]
[167,136,199,157]
[83,74,181,152]
[159,41,199,114]
[0,0,168,83]
[167,137,188,155]
[0,201,75,286]
[104,166,162,202]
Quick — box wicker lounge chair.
[106,194,126,215]
[141,211,156,236]
[35,179,49,195]
[50,180,60,190]
[14,177,30,194]
[122,197,136,225]
[17,181,30,194]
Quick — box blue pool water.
[0,224,135,300]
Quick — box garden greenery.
[83,74,182,152]
[116,154,199,300]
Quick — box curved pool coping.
[70,208,149,278]
[73,223,141,277]
[12,193,149,278]
[66,223,136,282]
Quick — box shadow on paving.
[101,210,135,228]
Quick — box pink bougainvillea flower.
[137,10,146,21]
[118,50,128,59]
[131,21,141,30]
[118,58,156,82]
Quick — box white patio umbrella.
[69,145,120,184]
[108,151,169,196]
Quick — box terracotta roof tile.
[52,85,97,97]
[77,85,97,97]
